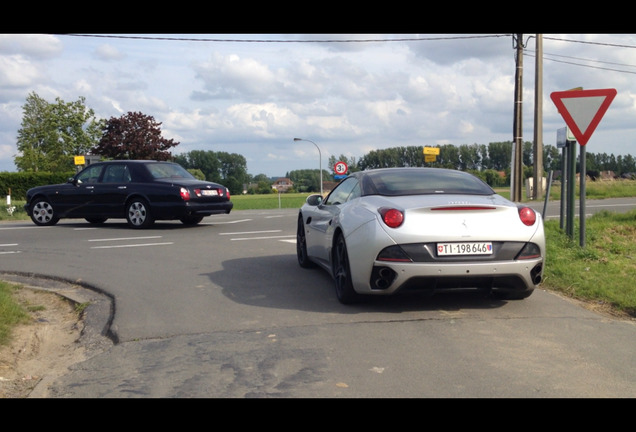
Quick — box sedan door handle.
[117,186,127,189]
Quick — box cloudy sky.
[1,33,635,177]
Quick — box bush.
[0,171,75,200]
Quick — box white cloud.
[0,55,41,87]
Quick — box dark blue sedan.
[24,160,233,228]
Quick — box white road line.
[230,235,295,241]
[91,242,174,249]
[0,251,21,254]
[0,243,18,246]
[201,219,252,225]
[219,230,281,235]
[88,236,162,242]
[0,226,47,230]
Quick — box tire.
[180,215,204,225]
[296,214,315,268]
[29,198,60,226]
[126,198,154,229]
[332,233,361,304]
[85,217,108,224]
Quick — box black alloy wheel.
[332,233,360,304]
[296,214,314,268]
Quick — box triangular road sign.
[550,88,617,146]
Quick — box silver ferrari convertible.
[296,167,545,304]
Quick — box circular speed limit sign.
[334,161,348,175]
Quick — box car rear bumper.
[152,201,233,219]
[354,258,544,296]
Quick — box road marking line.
[230,235,295,241]
[219,230,281,235]
[201,219,252,225]
[88,236,162,242]
[91,242,173,249]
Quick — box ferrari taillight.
[518,206,536,226]
[180,187,190,201]
[379,207,404,228]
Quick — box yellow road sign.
[423,147,440,155]
[424,155,436,162]
[74,155,86,165]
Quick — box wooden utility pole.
[533,34,544,200]
[512,34,524,202]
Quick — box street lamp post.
[293,137,323,196]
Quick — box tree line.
[10,92,636,195]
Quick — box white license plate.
[201,189,219,196]
[437,242,493,256]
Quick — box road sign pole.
[560,145,567,230]
[567,141,576,239]
[580,145,586,247]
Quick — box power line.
[525,51,636,74]
[543,36,636,49]
[59,34,512,43]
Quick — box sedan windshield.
[362,169,494,196]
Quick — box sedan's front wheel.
[30,198,60,226]
[333,233,361,304]
[126,198,154,229]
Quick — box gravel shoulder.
[0,287,86,398]
[0,275,113,399]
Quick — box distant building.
[272,177,294,192]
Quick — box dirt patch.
[0,288,86,398]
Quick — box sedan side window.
[103,165,131,183]
[76,165,103,184]
[324,178,359,205]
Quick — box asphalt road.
[1,199,635,397]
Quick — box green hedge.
[0,171,75,201]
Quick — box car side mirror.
[306,194,323,206]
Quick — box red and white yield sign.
[550,88,617,146]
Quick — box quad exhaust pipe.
[371,266,397,290]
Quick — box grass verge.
[0,283,31,346]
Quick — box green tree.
[93,112,178,160]
[15,92,103,172]
[459,144,481,171]
[436,144,460,169]
[174,149,249,194]
[217,152,249,194]
[287,169,323,192]
[174,150,221,181]
[487,141,512,171]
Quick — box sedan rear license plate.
[437,242,493,256]
[201,189,219,196]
